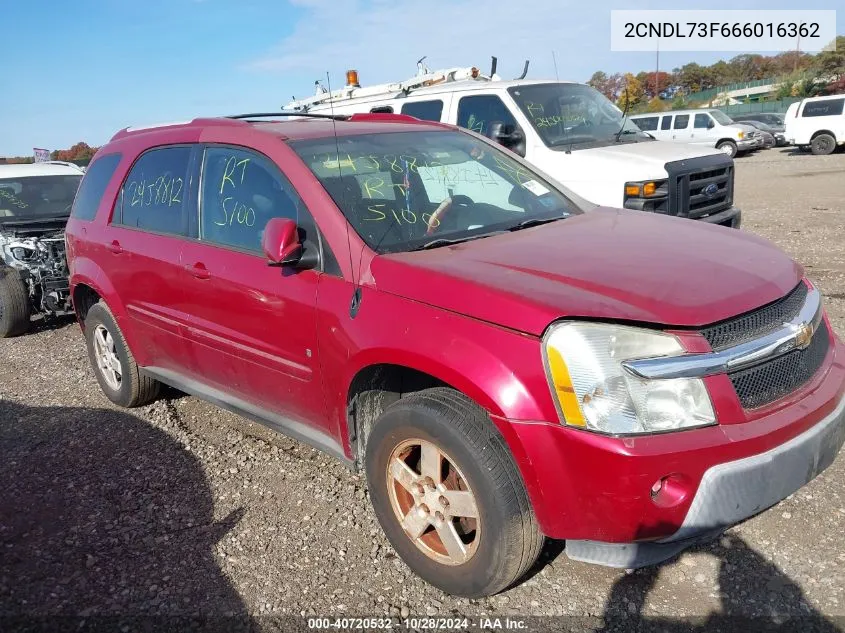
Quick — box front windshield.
[508,83,650,149]
[710,110,734,125]
[290,130,580,253]
[0,174,82,220]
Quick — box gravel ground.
[1,147,844,632]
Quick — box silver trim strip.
[623,286,822,380]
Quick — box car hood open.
[371,209,803,336]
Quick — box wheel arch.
[810,129,837,142]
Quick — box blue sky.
[1,0,841,156]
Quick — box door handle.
[185,263,211,280]
[107,240,123,254]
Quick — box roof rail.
[110,117,246,141]
[227,112,348,121]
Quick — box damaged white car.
[0,162,83,337]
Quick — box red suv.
[66,113,845,597]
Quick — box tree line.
[588,35,845,112]
[1,142,99,165]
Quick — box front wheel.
[0,267,31,338]
[365,388,543,597]
[810,133,836,156]
[716,140,737,158]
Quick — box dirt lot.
[2,148,845,632]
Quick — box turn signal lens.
[546,346,587,427]
[643,182,657,197]
[737,131,744,139]
[625,184,641,197]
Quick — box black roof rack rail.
[226,112,348,121]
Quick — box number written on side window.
[119,146,191,235]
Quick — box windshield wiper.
[508,215,568,231]
[410,231,506,251]
[614,87,631,143]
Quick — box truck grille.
[701,282,808,351]
[729,321,830,409]
[665,155,734,221]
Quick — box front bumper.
[697,205,741,228]
[493,335,845,563]
[566,394,845,567]
[737,139,757,151]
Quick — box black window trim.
[195,142,334,273]
[111,143,198,240]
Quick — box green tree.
[813,35,845,79]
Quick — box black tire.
[0,267,31,338]
[365,388,543,597]
[716,140,737,158]
[84,301,160,407]
[810,133,836,156]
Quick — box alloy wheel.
[93,324,122,390]
[386,438,480,566]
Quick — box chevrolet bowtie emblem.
[791,321,814,350]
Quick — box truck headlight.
[542,322,716,435]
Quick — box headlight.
[624,180,666,198]
[543,322,716,435]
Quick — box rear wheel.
[716,140,737,158]
[84,301,160,407]
[365,388,543,597]
[810,133,836,156]
[0,267,31,338]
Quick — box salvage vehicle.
[285,61,742,228]
[0,162,83,337]
[66,113,845,597]
[735,119,787,147]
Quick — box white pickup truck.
[285,63,741,228]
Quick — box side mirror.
[489,122,526,157]
[262,217,302,266]
[707,119,715,129]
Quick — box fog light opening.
[650,474,692,509]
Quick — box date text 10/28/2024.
[307,616,529,630]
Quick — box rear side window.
[634,117,658,131]
[674,115,690,129]
[802,99,844,117]
[694,113,711,129]
[456,95,518,136]
[71,153,121,221]
[660,116,672,130]
[401,100,444,122]
[200,146,304,253]
[118,147,192,236]
[370,105,393,113]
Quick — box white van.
[784,95,845,155]
[631,109,759,159]
[285,65,741,227]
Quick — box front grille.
[729,322,830,409]
[665,155,734,220]
[701,282,808,351]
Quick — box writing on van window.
[0,189,28,209]
[522,102,588,128]
[214,155,256,227]
[126,173,183,208]
[466,114,485,133]
[363,203,440,228]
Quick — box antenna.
[325,71,362,318]
[552,51,559,82]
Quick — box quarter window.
[456,95,519,137]
[71,153,121,221]
[118,146,192,236]
[634,117,658,131]
[673,115,690,129]
[200,147,304,253]
[802,99,844,117]
[694,114,711,129]
[401,100,444,122]
[660,116,672,130]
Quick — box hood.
[0,216,68,238]
[371,209,803,336]
[552,140,722,181]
